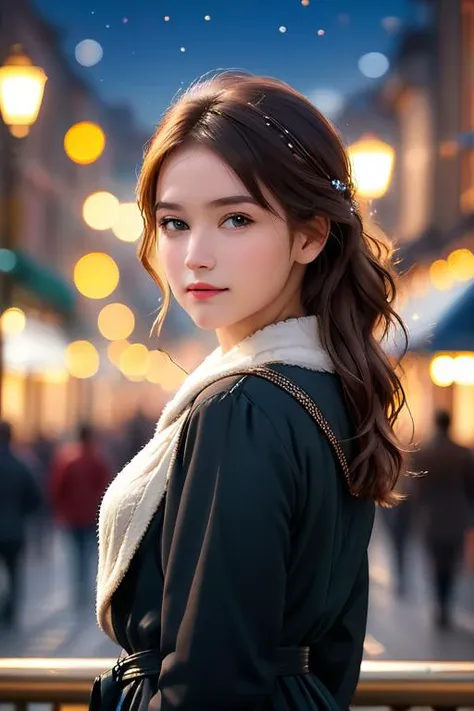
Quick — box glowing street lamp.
[0,46,47,415]
[0,45,48,138]
[348,134,395,200]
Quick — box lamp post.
[348,134,395,200]
[0,44,47,416]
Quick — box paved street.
[1,517,474,660]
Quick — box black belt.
[90,646,310,711]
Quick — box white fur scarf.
[96,316,334,642]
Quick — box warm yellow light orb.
[119,343,150,378]
[348,135,395,199]
[107,339,130,366]
[74,252,119,299]
[447,249,474,282]
[0,307,26,335]
[64,121,106,164]
[0,45,47,137]
[66,340,99,379]
[160,360,187,393]
[429,355,454,387]
[98,303,135,341]
[453,355,474,386]
[429,259,453,291]
[83,191,120,231]
[41,368,69,384]
[146,349,169,384]
[112,202,144,242]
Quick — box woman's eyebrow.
[154,195,260,212]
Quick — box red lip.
[186,282,227,291]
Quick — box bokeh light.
[1,307,26,335]
[41,368,69,384]
[75,39,103,67]
[107,339,130,366]
[146,349,169,384]
[453,355,474,386]
[66,340,100,379]
[381,16,402,33]
[358,52,390,79]
[112,202,144,242]
[348,135,395,199]
[64,121,106,165]
[83,191,120,231]
[145,350,187,392]
[429,259,453,291]
[430,355,454,387]
[0,249,17,273]
[119,343,150,379]
[310,89,344,118]
[447,249,474,282]
[74,252,120,299]
[279,26,287,33]
[98,303,135,341]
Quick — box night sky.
[31,0,417,131]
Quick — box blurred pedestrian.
[412,410,474,629]
[50,423,111,609]
[0,420,42,627]
[380,490,412,597]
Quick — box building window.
[461,0,474,212]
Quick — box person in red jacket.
[51,424,111,609]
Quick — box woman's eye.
[222,214,253,229]
[158,217,188,232]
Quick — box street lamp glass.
[0,46,47,136]
[348,135,395,199]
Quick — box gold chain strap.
[235,365,353,492]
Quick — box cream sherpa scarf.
[97,316,334,642]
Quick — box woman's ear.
[293,216,330,265]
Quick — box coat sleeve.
[154,387,298,711]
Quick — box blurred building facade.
[337,0,474,447]
[0,0,204,444]
[388,0,474,446]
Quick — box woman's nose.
[184,231,216,271]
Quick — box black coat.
[111,365,375,711]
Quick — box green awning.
[0,248,76,314]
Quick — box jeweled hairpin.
[331,178,358,213]
[331,179,347,193]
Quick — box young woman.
[92,71,406,711]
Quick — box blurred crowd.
[0,409,156,628]
[381,409,474,631]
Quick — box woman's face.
[155,144,324,351]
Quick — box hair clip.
[331,179,347,193]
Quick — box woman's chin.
[186,308,237,332]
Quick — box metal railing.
[0,659,474,709]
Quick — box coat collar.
[158,315,333,431]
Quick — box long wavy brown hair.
[136,71,408,506]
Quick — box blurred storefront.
[337,0,474,446]
[383,0,474,446]
[0,0,202,443]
